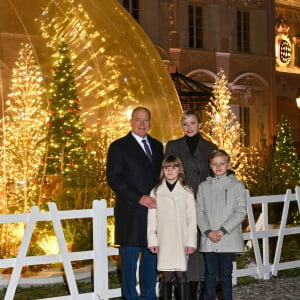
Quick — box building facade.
[119,0,300,153]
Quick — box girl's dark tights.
[162,271,187,283]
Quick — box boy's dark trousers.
[203,252,235,300]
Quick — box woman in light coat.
[147,155,197,300]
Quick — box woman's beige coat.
[147,179,197,271]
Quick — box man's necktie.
[142,140,152,162]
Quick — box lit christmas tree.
[40,0,142,137]
[43,39,87,209]
[32,40,90,252]
[273,115,300,194]
[3,43,46,212]
[0,44,46,257]
[203,69,246,177]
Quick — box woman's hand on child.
[185,247,195,255]
[149,246,158,254]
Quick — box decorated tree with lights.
[3,43,46,211]
[0,44,46,257]
[203,69,246,177]
[32,39,90,253]
[43,40,87,208]
[273,115,300,194]
[262,115,300,226]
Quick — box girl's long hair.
[154,155,191,195]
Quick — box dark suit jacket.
[106,132,164,246]
[165,136,217,195]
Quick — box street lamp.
[296,88,300,109]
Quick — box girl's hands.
[149,246,158,254]
[185,247,196,255]
[150,246,196,254]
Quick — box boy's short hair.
[209,149,230,163]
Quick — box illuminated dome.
[1,0,182,143]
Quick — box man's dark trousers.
[120,246,157,300]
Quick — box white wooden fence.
[0,200,121,300]
[0,188,299,299]
[233,187,300,284]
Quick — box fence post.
[49,202,79,298]
[296,186,300,211]
[232,261,237,286]
[5,206,38,300]
[272,189,291,276]
[246,190,264,279]
[262,200,270,279]
[93,200,109,300]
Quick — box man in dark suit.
[106,107,164,300]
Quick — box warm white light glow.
[296,89,300,109]
[203,69,246,178]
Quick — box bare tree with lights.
[0,43,46,257]
[3,43,46,212]
[203,69,246,177]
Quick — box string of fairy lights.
[0,44,47,255]
[46,40,86,175]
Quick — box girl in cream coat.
[148,155,197,300]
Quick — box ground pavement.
[232,276,300,300]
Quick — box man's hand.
[149,246,158,254]
[139,195,156,209]
[185,247,196,255]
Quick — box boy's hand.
[185,247,195,255]
[149,246,158,254]
[215,230,224,238]
[208,231,221,243]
